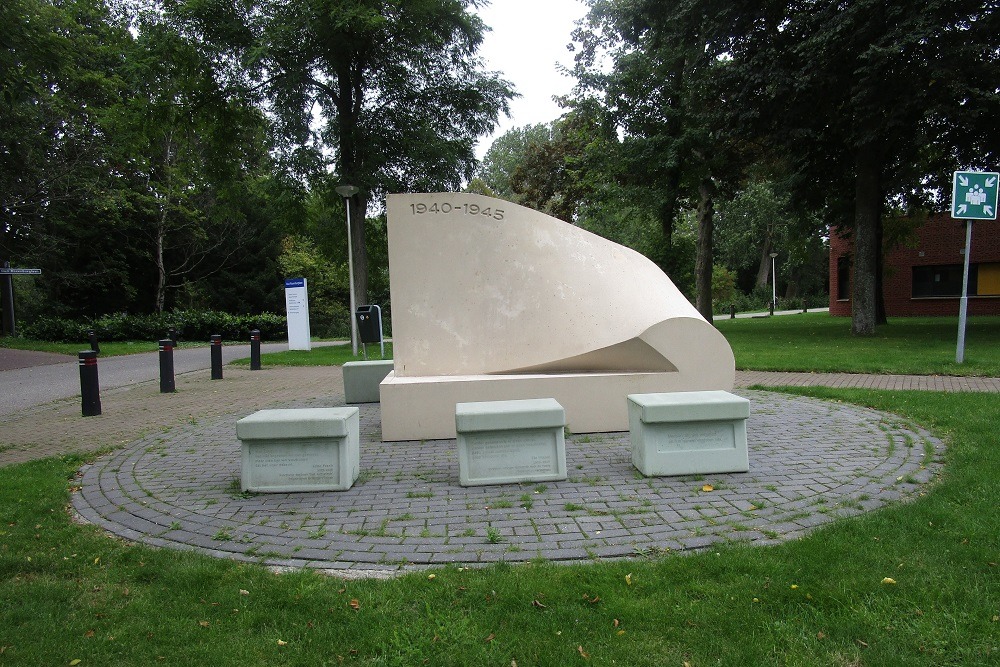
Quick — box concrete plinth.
[628,391,750,477]
[456,398,567,487]
[379,369,732,441]
[343,359,394,403]
[236,407,360,492]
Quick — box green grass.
[0,338,209,356]
[230,342,394,367]
[7,313,997,378]
[716,313,1000,376]
[1,389,998,664]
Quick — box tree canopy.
[2,0,513,326]
[173,0,515,304]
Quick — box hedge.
[21,310,287,343]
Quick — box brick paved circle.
[72,390,943,574]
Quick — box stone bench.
[628,391,750,477]
[236,407,360,492]
[343,360,394,403]
[455,398,568,487]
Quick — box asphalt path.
[0,342,299,417]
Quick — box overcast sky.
[473,0,590,159]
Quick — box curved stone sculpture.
[379,193,735,441]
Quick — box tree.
[715,178,827,302]
[571,0,748,321]
[1,0,143,317]
[173,0,515,307]
[478,123,553,200]
[2,0,280,319]
[724,0,1000,334]
[110,12,270,312]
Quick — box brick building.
[830,214,1000,317]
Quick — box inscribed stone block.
[456,398,567,486]
[236,407,360,492]
[628,391,750,477]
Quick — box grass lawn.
[5,313,999,378]
[0,338,175,356]
[716,313,1000,376]
[231,342,394,367]
[1,388,998,665]
[247,315,1000,378]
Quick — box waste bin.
[356,305,383,344]
[355,305,384,359]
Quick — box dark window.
[836,255,851,300]
[912,264,978,298]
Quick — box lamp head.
[335,185,360,198]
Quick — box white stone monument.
[379,193,736,441]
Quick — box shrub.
[22,311,287,343]
[711,265,738,309]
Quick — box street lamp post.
[335,184,361,356]
[769,252,778,315]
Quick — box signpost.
[951,170,998,363]
[284,277,312,351]
[0,268,42,275]
[1,262,42,337]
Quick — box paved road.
[0,343,296,417]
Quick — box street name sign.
[0,267,41,275]
[951,171,999,220]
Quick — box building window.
[836,255,851,300]
[912,264,978,298]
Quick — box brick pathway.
[46,365,953,575]
[736,370,1000,392]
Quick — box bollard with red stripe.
[250,329,261,371]
[159,338,175,393]
[210,334,223,380]
[78,350,101,416]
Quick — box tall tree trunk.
[350,193,368,307]
[659,166,682,248]
[695,178,715,323]
[875,220,887,324]
[155,211,167,313]
[851,142,882,336]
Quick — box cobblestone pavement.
[737,370,1000,392]
[68,373,946,575]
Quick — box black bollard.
[159,338,175,393]
[769,300,775,316]
[730,304,736,319]
[250,329,261,371]
[88,329,100,354]
[210,334,223,379]
[168,327,178,347]
[78,350,102,416]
